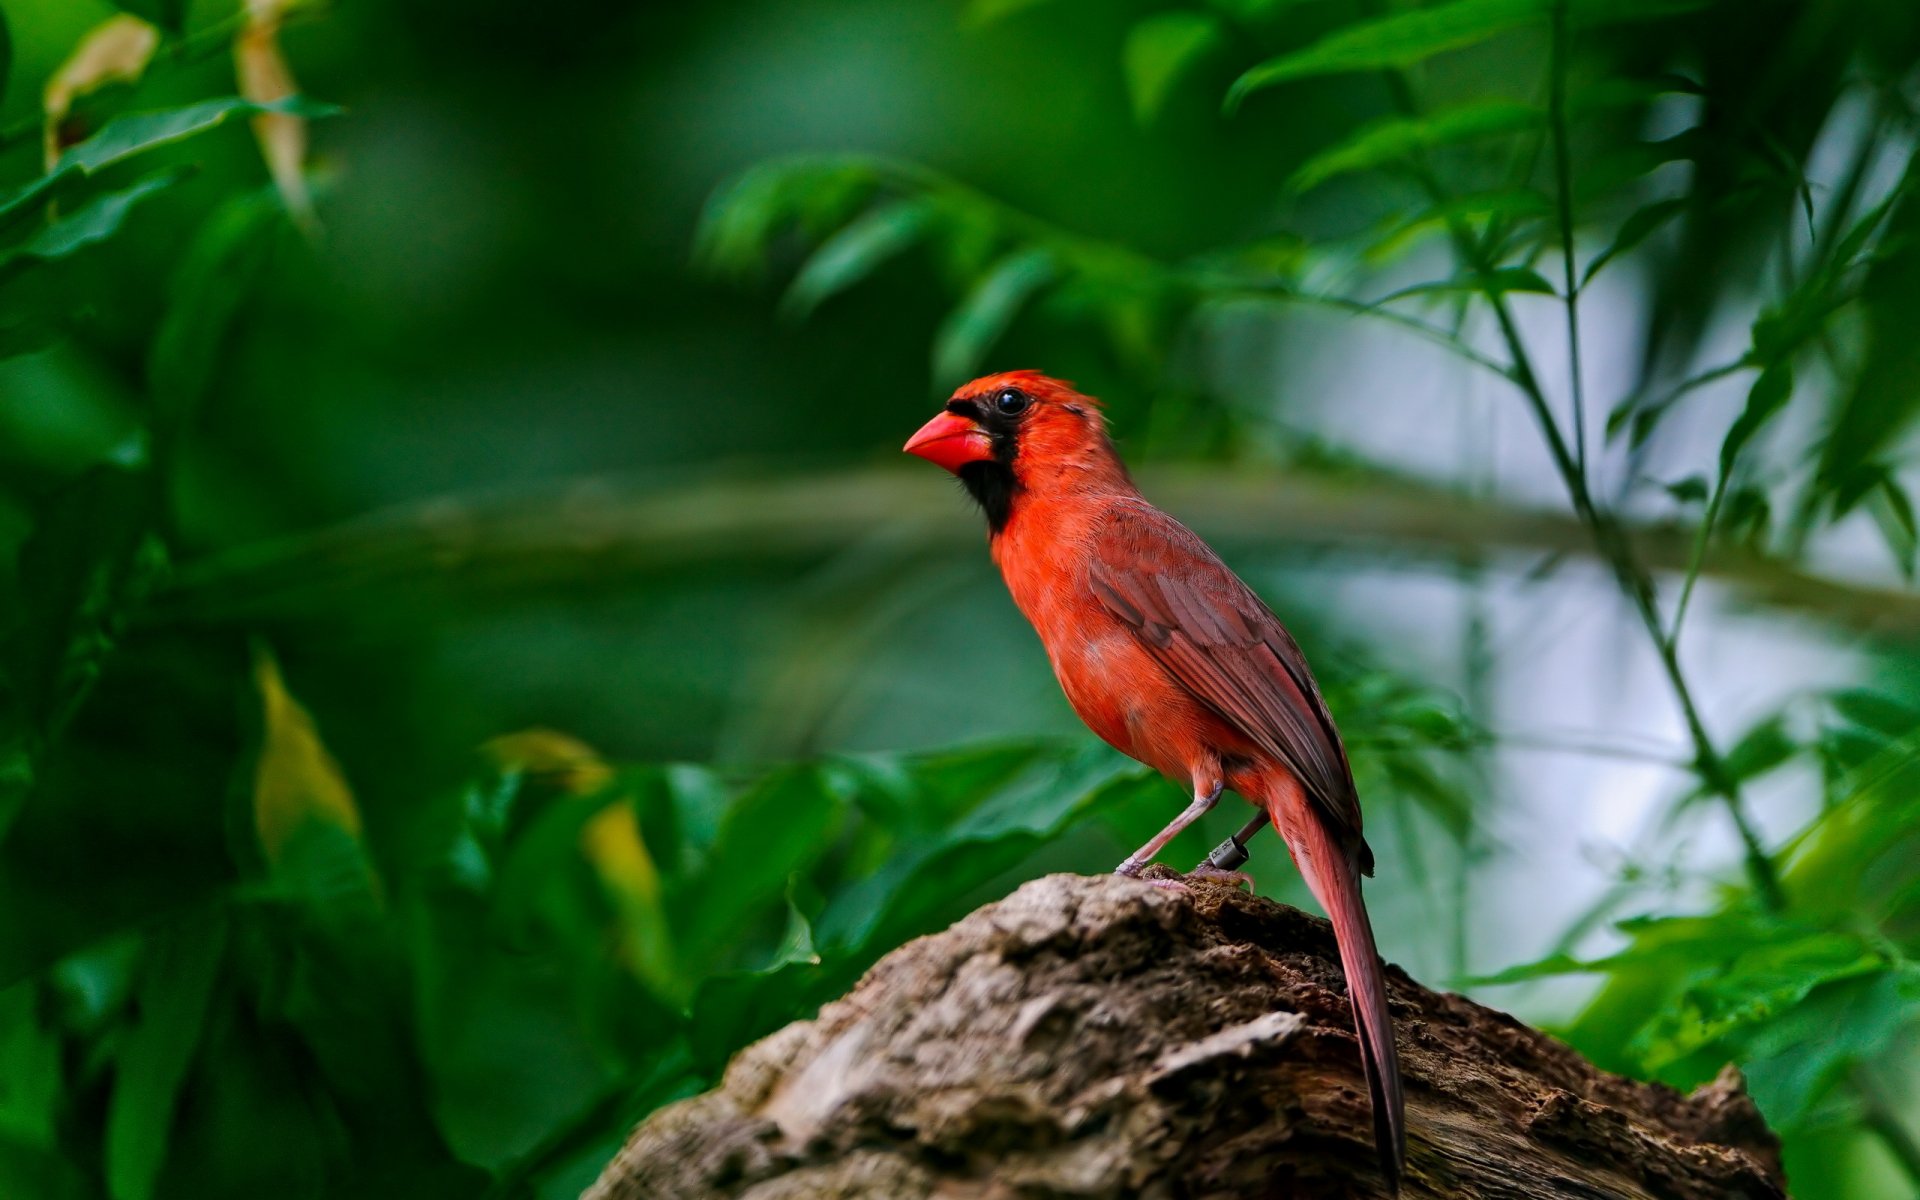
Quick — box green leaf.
[679,767,845,960]
[148,190,284,432]
[1227,0,1542,110]
[1663,474,1709,504]
[931,247,1055,389]
[5,171,182,267]
[1580,197,1685,285]
[687,886,822,1072]
[1371,265,1556,306]
[109,0,188,35]
[1722,714,1796,785]
[58,96,335,175]
[815,744,1140,957]
[1719,361,1793,474]
[1123,11,1226,127]
[1867,472,1918,580]
[0,98,335,227]
[105,918,227,1200]
[1363,188,1553,262]
[779,200,931,321]
[1289,101,1542,192]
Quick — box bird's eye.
[993,388,1030,416]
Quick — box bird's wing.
[1087,501,1367,859]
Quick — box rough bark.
[586,872,1786,1200]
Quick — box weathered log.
[587,872,1785,1199]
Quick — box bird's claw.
[1186,863,1254,890]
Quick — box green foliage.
[3,0,1920,1196]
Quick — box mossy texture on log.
[588,873,1785,1199]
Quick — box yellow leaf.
[252,645,362,866]
[44,15,161,170]
[481,728,616,796]
[235,0,316,229]
[581,802,663,910]
[581,801,679,996]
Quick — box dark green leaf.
[687,889,822,1072]
[5,171,182,267]
[1722,714,1796,785]
[109,0,188,35]
[105,918,227,1200]
[147,191,285,432]
[1867,473,1918,579]
[1289,101,1542,192]
[1227,0,1542,110]
[779,200,931,320]
[1719,362,1793,474]
[679,767,845,958]
[1663,475,1709,504]
[1581,197,1685,285]
[1123,11,1226,127]
[931,248,1055,389]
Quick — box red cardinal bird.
[905,370,1405,1186]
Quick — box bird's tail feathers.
[1267,795,1406,1191]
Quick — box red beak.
[903,410,994,474]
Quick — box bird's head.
[903,370,1128,532]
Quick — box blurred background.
[0,0,1917,1196]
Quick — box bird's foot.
[1186,863,1253,890]
[1115,859,1193,894]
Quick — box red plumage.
[906,371,1406,1188]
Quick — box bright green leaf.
[1227,0,1542,110]
[1124,11,1226,127]
[1289,101,1542,192]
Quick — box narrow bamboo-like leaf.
[1581,196,1685,285]
[105,919,227,1200]
[1124,11,1226,127]
[1227,0,1541,110]
[1289,101,1541,192]
[7,171,181,265]
[779,200,931,320]
[1364,188,1553,262]
[1868,473,1918,580]
[1719,362,1793,474]
[931,248,1056,389]
[1371,265,1556,307]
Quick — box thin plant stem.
[1376,59,1787,912]
[1546,0,1588,482]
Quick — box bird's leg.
[1187,812,1268,888]
[1115,780,1223,879]
[1197,812,1269,872]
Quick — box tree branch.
[148,467,1920,636]
[585,873,1784,1199]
